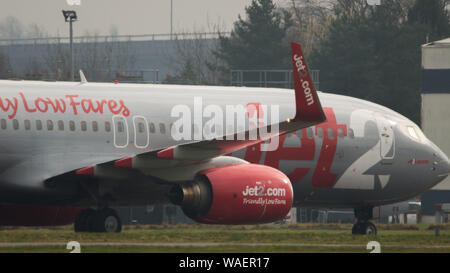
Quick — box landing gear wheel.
[92,208,122,233]
[352,206,377,235]
[74,208,96,232]
[364,222,377,235]
[352,221,377,235]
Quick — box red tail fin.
[291,42,326,123]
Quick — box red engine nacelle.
[170,164,293,224]
[0,204,83,226]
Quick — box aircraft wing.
[74,42,326,181]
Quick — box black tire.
[74,208,96,232]
[364,222,377,235]
[92,208,122,233]
[352,222,377,235]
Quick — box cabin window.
[92,121,98,132]
[306,127,313,139]
[138,122,145,133]
[317,127,323,138]
[348,128,355,138]
[58,120,64,131]
[327,128,335,139]
[159,123,166,134]
[133,117,149,148]
[24,120,31,130]
[69,121,76,131]
[46,120,53,131]
[105,121,111,132]
[149,122,155,133]
[1,119,6,130]
[117,121,124,133]
[13,119,19,130]
[112,116,128,148]
[337,128,344,138]
[81,121,87,132]
[36,120,42,131]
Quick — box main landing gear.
[352,206,377,235]
[74,207,122,232]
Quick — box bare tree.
[0,50,13,79]
[283,0,417,56]
[283,0,334,56]
[42,41,70,81]
[0,16,48,39]
[40,27,137,82]
[166,21,227,85]
[25,23,48,39]
[0,16,24,39]
[0,17,137,82]
[77,32,107,81]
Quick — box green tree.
[310,0,450,124]
[408,0,450,39]
[215,0,293,72]
[164,59,200,85]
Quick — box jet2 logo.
[242,181,288,206]
[242,181,287,197]
[293,54,307,78]
[241,107,347,188]
[293,54,314,106]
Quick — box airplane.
[0,42,448,235]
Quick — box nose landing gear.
[74,207,122,232]
[352,206,377,235]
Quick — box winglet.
[290,42,326,123]
[79,70,88,84]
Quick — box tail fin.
[290,42,326,123]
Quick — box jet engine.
[169,164,293,224]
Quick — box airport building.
[420,37,450,218]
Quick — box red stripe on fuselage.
[242,107,346,188]
[311,108,347,188]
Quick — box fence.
[230,69,320,90]
[0,32,230,46]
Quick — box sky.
[0,0,287,38]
